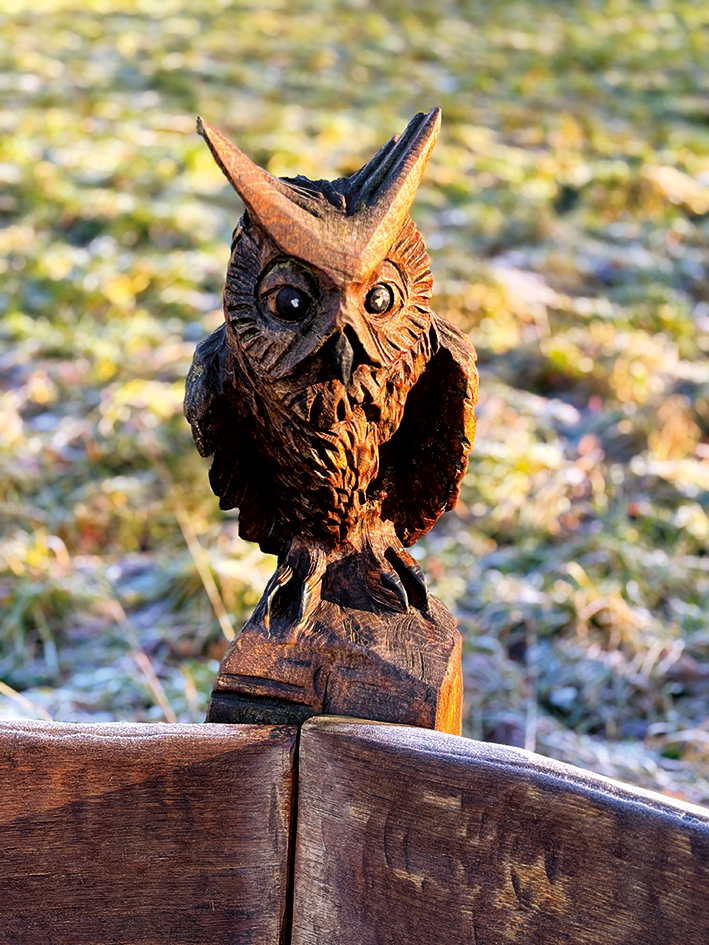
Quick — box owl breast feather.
[185,314,477,556]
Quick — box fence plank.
[0,721,297,945]
[292,717,709,945]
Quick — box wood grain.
[207,574,463,734]
[292,717,709,945]
[0,721,297,945]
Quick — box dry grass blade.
[101,584,178,725]
[139,424,235,642]
[171,504,235,642]
[0,680,53,722]
[524,620,538,754]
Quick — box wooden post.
[0,721,297,945]
[4,717,709,943]
[291,717,709,945]
[206,568,463,734]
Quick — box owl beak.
[268,309,376,382]
[325,330,355,386]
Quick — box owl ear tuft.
[196,116,318,240]
[196,110,441,283]
[347,107,441,281]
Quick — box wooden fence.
[2,717,708,944]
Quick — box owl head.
[198,108,438,376]
[186,110,477,556]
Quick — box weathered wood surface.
[292,717,709,945]
[0,721,297,945]
[187,108,478,732]
[207,525,463,734]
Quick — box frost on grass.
[2,0,709,803]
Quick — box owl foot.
[252,521,430,633]
[253,537,327,633]
[358,518,430,615]
[380,546,429,613]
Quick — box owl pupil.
[365,284,394,315]
[275,286,310,321]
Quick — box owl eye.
[365,283,394,315]
[274,286,311,322]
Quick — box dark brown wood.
[292,717,709,945]
[186,109,478,732]
[0,720,297,945]
[206,523,463,734]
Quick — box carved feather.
[377,314,478,546]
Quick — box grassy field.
[2,0,709,802]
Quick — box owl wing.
[377,315,478,547]
[184,325,281,554]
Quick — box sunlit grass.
[1,0,709,802]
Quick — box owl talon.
[381,568,410,613]
[384,546,429,612]
[254,563,294,633]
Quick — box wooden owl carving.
[185,109,478,731]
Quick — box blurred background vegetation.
[2,0,709,802]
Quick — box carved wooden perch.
[184,108,478,733]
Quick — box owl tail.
[195,109,441,282]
